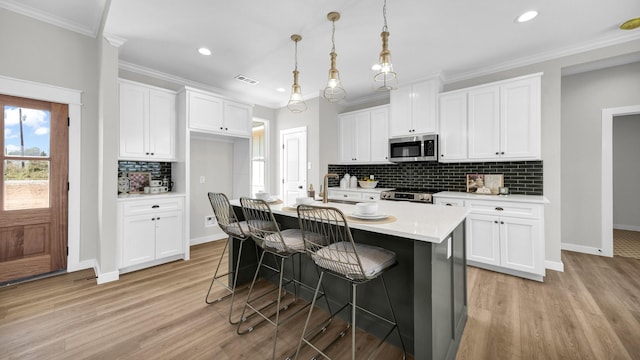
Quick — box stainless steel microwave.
[388,134,438,162]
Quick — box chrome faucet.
[323,173,339,203]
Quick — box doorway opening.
[602,105,640,258]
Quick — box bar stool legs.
[205,234,249,324]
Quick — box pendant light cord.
[331,19,336,52]
[382,0,388,32]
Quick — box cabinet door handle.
[343,194,348,198]
[152,217,156,221]
[150,152,154,155]
[495,207,504,211]
[500,221,504,224]
[156,217,160,220]
[495,152,499,155]
[494,220,499,224]
[146,152,150,155]
[220,126,224,130]
[445,203,453,206]
[152,205,160,208]
[501,152,505,155]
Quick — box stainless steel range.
[380,189,437,204]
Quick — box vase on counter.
[340,178,348,188]
[350,175,358,188]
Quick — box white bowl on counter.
[355,202,379,215]
[358,180,379,189]
[296,197,314,205]
[255,192,270,200]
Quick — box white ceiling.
[2,0,640,108]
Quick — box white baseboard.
[190,233,227,246]
[545,260,564,272]
[613,224,640,232]
[561,243,608,257]
[93,261,120,284]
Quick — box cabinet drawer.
[328,190,362,199]
[123,197,185,216]
[361,192,380,201]
[434,198,464,207]
[467,200,541,219]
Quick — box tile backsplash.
[328,161,543,195]
[118,161,172,181]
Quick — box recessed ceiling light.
[620,17,640,30]
[516,10,538,23]
[198,47,212,56]
[276,88,286,93]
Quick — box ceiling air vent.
[234,74,259,85]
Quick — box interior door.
[281,127,307,205]
[0,94,68,283]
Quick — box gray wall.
[189,138,234,240]
[0,9,101,263]
[613,114,640,230]
[561,61,640,250]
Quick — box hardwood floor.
[1,241,639,359]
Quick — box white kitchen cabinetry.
[438,73,542,162]
[438,92,468,162]
[182,87,252,138]
[390,78,442,137]
[433,192,546,281]
[327,188,386,201]
[119,80,176,161]
[118,196,185,270]
[338,105,389,164]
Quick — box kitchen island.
[229,199,469,360]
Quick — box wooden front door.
[0,94,68,283]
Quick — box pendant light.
[323,12,346,102]
[287,34,307,113]
[373,0,398,91]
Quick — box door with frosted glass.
[0,94,68,283]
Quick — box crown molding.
[104,33,126,47]
[443,31,640,84]
[0,0,100,38]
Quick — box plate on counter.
[349,212,389,220]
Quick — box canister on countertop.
[350,175,358,188]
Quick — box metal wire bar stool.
[294,204,407,360]
[238,197,329,360]
[205,192,259,325]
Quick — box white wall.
[612,114,640,230]
[0,9,101,263]
[561,61,640,250]
[189,138,234,241]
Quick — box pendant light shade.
[323,12,346,103]
[373,0,398,91]
[288,34,307,113]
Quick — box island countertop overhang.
[230,199,469,243]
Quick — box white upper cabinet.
[439,92,468,162]
[119,80,176,161]
[438,73,542,162]
[183,88,252,138]
[338,105,389,164]
[390,78,442,137]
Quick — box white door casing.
[281,127,307,205]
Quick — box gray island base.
[230,200,468,359]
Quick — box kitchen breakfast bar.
[229,199,469,360]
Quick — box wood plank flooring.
[1,241,639,359]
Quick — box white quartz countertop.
[328,187,395,193]
[117,192,186,201]
[230,198,469,244]
[433,191,549,204]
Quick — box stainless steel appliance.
[388,134,438,162]
[380,189,437,204]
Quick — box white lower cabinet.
[327,189,382,201]
[119,196,185,270]
[434,193,546,281]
